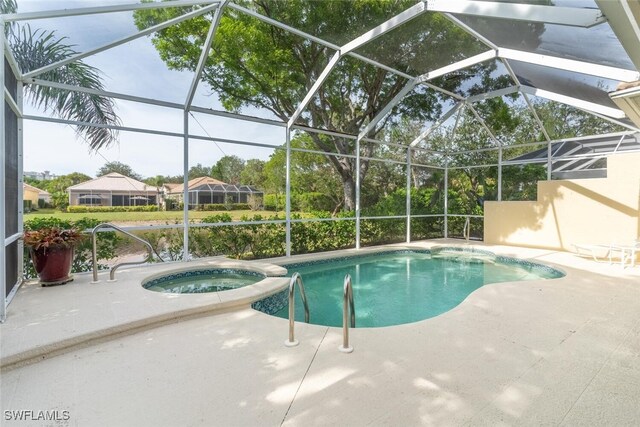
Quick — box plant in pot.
[23,227,84,286]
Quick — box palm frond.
[0,0,17,14]
[8,25,120,151]
[1,0,18,36]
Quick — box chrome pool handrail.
[339,273,355,353]
[285,272,310,347]
[91,223,164,283]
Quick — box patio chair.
[608,239,640,268]
[573,240,639,268]
[572,243,611,262]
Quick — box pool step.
[431,247,497,264]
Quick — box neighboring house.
[23,183,51,205]
[67,172,158,207]
[165,177,262,208]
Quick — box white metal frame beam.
[422,82,464,101]
[443,13,498,50]
[185,0,229,109]
[227,2,415,81]
[466,86,518,103]
[499,58,552,142]
[466,102,501,147]
[3,0,220,22]
[341,2,426,54]
[15,79,24,308]
[27,78,287,127]
[3,42,21,78]
[287,51,341,128]
[288,1,426,128]
[425,0,606,28]
[521,91,552,141]
[595,0,640,71]
[22,4,220,79]
[416,50,496,82]
[498,48,640,82]
[582,109,640,132]
[520,85,626,119]
[409,103,463,147]
[358,79,416,139]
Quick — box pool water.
[273,251,563,327]
[144,272,260,293]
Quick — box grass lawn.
[25,209,285,223]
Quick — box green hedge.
[195,203,250,211]
[67,205,158,213]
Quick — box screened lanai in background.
[165,176,262,208]
[2,0,640,320]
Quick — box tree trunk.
[342,175,356,211]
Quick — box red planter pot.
[30,246,75,286]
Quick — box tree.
[135,1,544,210]
[97,161,142,180]
[2,0,120,150]
[211,155,245,184]
[263,135,345,213]
[144,175,166,187]
[42,172,92,209]
[188,163,211,179]
[143,175,166,209]
[23,176,44,189]
[240,159,266,187]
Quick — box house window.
[111,195,128,206]
[78,194,102,205]
[198,193,213,204]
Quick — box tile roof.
[23,183,50,195]
[67,172,158,192]
[167,176,228,194]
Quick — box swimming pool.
[252,249,564,327]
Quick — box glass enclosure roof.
[3,0,640,169]
[354,11,489,76]
[452,14,636,70]
[509,60,620,108]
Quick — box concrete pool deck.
[1,240,639,426]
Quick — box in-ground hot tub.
[142,268,267,294]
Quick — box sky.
[16,0,285,179]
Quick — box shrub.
[291,211,355,255]
[264,194,285,211]
[223,195,234,211]
[196,203,227,211]
[247,195,263,211]
[294,192,334,212]
[165,198,179,211]
[195,203,251,211]
[67,205,158,213]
